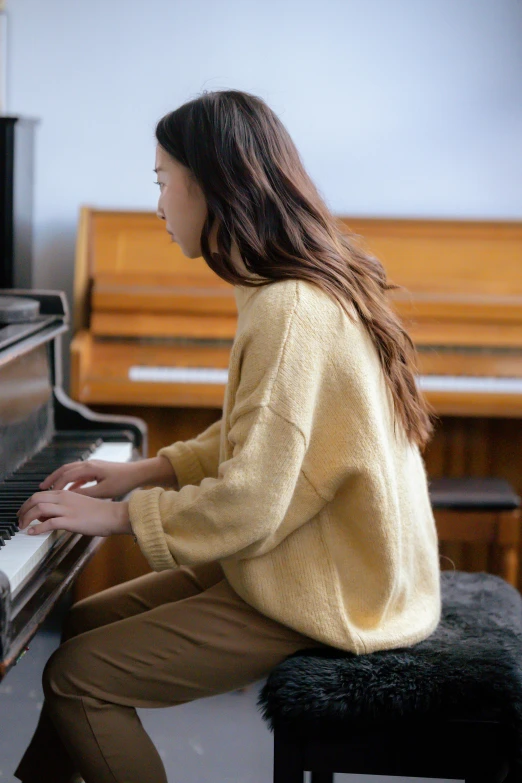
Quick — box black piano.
[0,290,147,679]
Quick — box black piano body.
[0,289,147,679]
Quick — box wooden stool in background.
[429,477,521,588]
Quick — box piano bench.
[258,571,520,783]
[429,477,522,588]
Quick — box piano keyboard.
[128,365,522,396]
[0,436,133,597]
[129,365,229,384]
[418,375,522,394]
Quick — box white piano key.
[88,441,133,463]
[128,365,229,384]
[417,375,522,394]
[0,527,61,597]
[0,439,133,596]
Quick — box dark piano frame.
[0,290,147,679]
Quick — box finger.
[45,466,97,491]
[18,503,65,530]
[39,464,77,489]
[17,491,61,520]
[17,493,47,520]
[51,468,98,491]
[69,483,105,497]
[19,503,63,529]
[40,461,84,489]
[67,480,88,491]
[26,518,65,536]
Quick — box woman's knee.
[43,638,89,703]
[61,592,114,642]
[60,600,90,642]
[43,645,69,702]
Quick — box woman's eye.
[153,180,164,189]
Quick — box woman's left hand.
[17,490,132,537]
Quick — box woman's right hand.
[39,456,178,499]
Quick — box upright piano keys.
[0,289,146,679]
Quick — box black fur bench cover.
[258,571,522,773]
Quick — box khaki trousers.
[15,560,323,783]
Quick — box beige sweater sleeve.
[156,418,222,488]
[128,405,307,570]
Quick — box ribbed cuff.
[128,487,176,571]
[157,441,206,488]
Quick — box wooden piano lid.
[73,208,236,340]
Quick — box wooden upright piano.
[71,208,522,595]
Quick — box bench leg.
[465,763,511,783]
[273,726,304,783]
[311,771,334,782]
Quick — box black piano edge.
[0,533,104,679]
[1,288,148,455]
[54,385,148,457]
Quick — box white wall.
[5,0,522,384]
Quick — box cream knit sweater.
[129,279,441,654]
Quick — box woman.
[15,89,441,783]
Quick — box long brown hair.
[156,89,434,448]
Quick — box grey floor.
[0,595,455,783]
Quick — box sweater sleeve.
[156,417,222,488]
[128,405,307,570]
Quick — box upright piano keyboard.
[0,289,146,679]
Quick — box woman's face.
[154,144,208,258]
